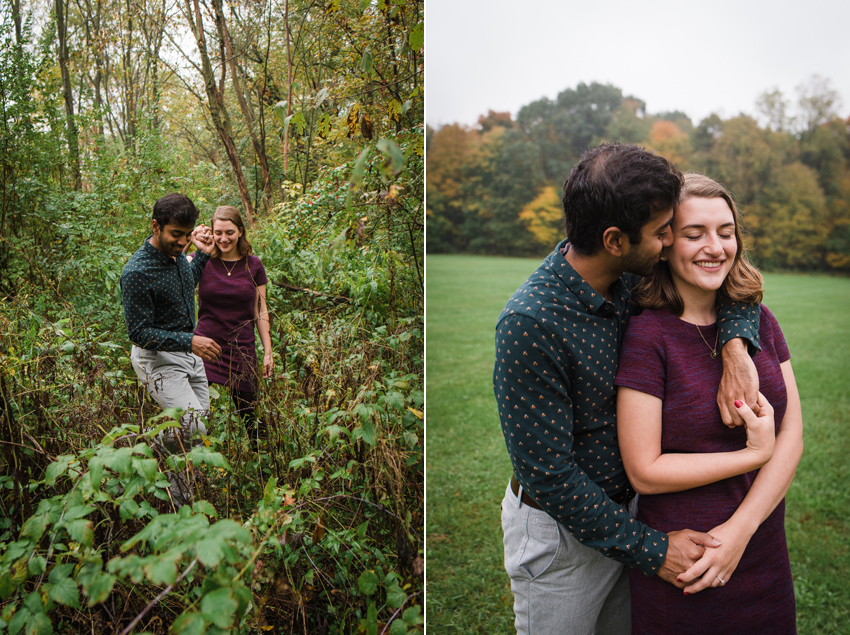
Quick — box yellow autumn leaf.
[407,407,423,419]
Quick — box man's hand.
[192,335,222,361]
[657,529,722,589]
[191,224,215,254]
[718,338,759,427]
[678,521,752,595]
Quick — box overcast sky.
[426,0,850,129]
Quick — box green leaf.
[358,570,379,596]
[200,588,237,629]
[48,576,80,609]
[188,446,231,470]
[354,418,376,446]
[350,147,371,189]
[83,573,115,606]
[409,22,424,50]
[119,499,140,521]
[194,540,224,568]
[133,458,159,482]
[376,138,406,179]
[389,619,407,635]
[28,556,47,576]
[386,581,406,609]
[88,457,104,491]
[62,505,95,522]
[65,520,94,546]
[171,612,206,635]
[8,607,33,635]
[360,48,373,75]
[143,557,176,585]
[262,477,278,506]
[402,605,423,626]
[48,563,75,584]
[384,391,405,411]
[44,455,74,484]
[192,500,217,518]
[273,101,288,128]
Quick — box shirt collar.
[548,239,623,316]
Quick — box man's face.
[151,220,195,259]
[620,208,674,277]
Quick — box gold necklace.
[221,258,239,277]
[696,324,719,359]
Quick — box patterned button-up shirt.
[120,238,210,351]
[494,240,759,575]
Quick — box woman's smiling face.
[213,219,242,257]
[667,196,737,296]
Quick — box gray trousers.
[130,346,209,449]
[501,482,634,635]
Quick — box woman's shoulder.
[757,303,783,338]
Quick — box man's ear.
[601,227,625,257]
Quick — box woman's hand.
[192,224,215,254]
[263,350,274,379]
[677,519,754,594]
[738,392,775,467]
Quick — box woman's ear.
[601,227,625,257]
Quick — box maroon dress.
[615,305,796,635]
[195,256,268,392]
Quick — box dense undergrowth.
[0,122,424,633]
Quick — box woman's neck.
[677,286,718,325]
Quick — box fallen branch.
[272,281,351,304]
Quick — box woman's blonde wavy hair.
[635,173,763,315]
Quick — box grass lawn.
[425,253,850,634]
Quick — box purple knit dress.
[615,305,796,635]
[195,256,268,392]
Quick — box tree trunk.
[212,0,272,212]
[187,0,254,224]
[55,0,82,190]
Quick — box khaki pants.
[130,346,209,450]
[501,482,635,635]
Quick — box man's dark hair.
[152,193,200,228]
[562,143,683,255]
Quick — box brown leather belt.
[510,475,635,509]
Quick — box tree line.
[426,78,850,272]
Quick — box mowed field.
[425,253,850,634]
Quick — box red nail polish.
[684,592,689,596]
[676,578,682,583]
[734,400,743,408]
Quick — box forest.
[426,78,850,272]
[0,0,423,632]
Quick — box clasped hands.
[190,224,214,254]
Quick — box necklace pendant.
[710,351,718,359]
[227,272,231,276]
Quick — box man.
[494,144,760,634]
[121,193,221,451]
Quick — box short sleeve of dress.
[760,304,790,364]
[615,311,667,401]
[250,256,269,286]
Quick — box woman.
[614,174,803,634]
[194,206,273,441]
